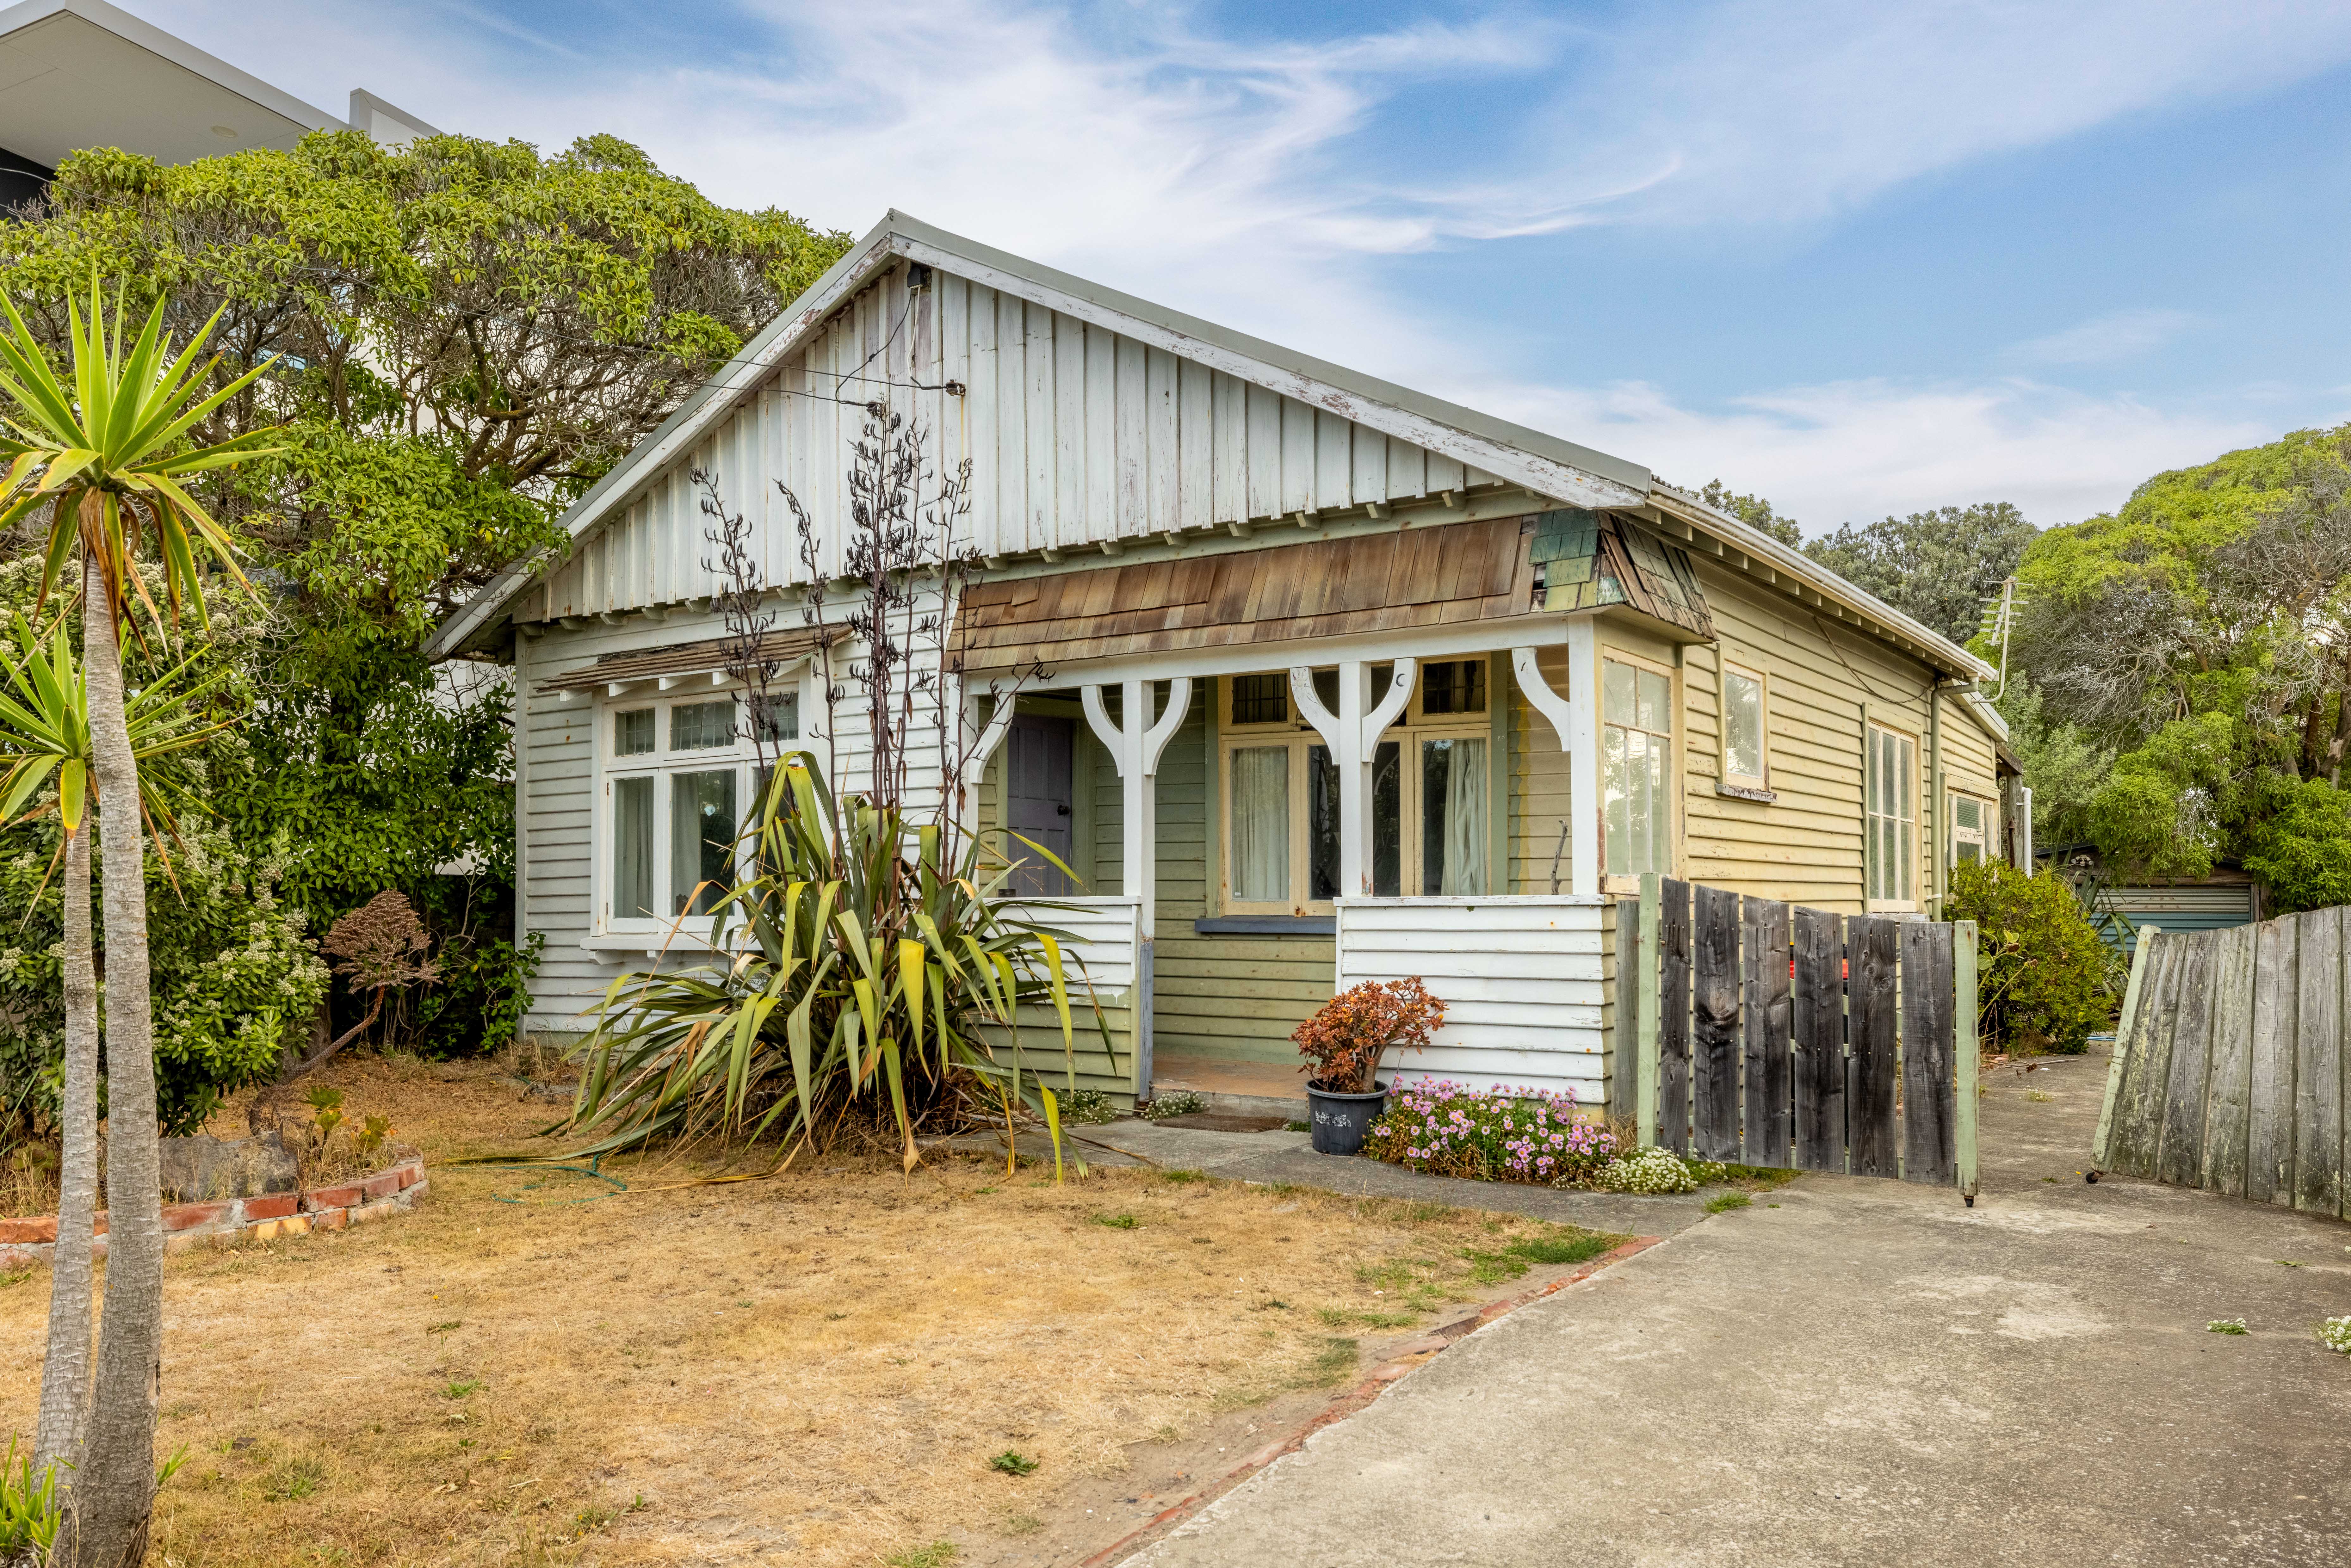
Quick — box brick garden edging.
[0,1156,427,1270]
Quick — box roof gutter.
[1646,483,1998,685]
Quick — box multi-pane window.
[1602,657,1672,879]
[1950,792,1989,869]
[603,684,802,927]
[1220,662,1491,912]
[1866,725,1917,906]
[1720,664,1766,788]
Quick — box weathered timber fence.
[2093,911,2351,1218]
[1625,874,1980,1197]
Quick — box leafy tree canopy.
[1805,502,2037,648]
[0,129,850,1055]
[2009,424,2351,909]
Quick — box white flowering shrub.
[1591,1146,1703,1195]
[2321,1317,2351,1354]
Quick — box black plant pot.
[1306,1080,1389,1156]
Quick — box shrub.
[2321,1317,2351,1355]
[1292,978,1444,1094]
[1363,1081,1617,1185]
[1592,1146,1705,1194]
[1942,860,2118,1054]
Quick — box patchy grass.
[0,1053,1617,1568]
[1705,1192,1754,1214]
[988,1451,1039,1476]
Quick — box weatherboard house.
[426,211,2023,1114]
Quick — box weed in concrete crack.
[2207,1318,2249,1335]
[1704,1193,1753,1214]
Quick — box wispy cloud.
[1478,374,2310,528]
[2007,309,2197,367]
[123,0,2351,527]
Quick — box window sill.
[580,930,728,958]
[1193,915,1336,935]
[1716,781,1776,803]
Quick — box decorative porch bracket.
[958,689,1020,843]
[1080,677,1194,940]
[1289,659,1415,895]
[1513,620,1600,897]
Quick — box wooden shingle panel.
[951,514,1554,672]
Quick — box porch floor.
[1150,1053,1307,1116]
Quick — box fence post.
[1637,871,1661,1146]
[2092,924,2156,1173]
[1954,920,1979,1204]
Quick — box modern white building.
[0,0,434,206]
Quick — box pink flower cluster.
[1363,1079,1619,1185]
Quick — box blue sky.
[141,0,2351,533]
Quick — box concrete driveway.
[1130,1051,2351,1567]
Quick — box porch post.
[1081,676,1194,1097]
[1512,621,1601,897]
[1292,659,1414,895]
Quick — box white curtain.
[1230,747,1290,903]
[1439,738,1488,894]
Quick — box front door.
[1005,714,1076,896]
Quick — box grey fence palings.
[2096,904,2351,1220]
[1658,878,1693,1157]
[1849,916,1902,1180]
[1613,897,1643,1126]
[2294,907,2343,1215]
[1693,883,1742,1160]
[1636,881,1963,1190]
[1899,921,1956,1186]
[1743,896,1794,1168]
[1791,906,1845,1172]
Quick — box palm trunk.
[32,820,98,1495]
[77,564,163,1568]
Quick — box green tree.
[0,275,278,1568]
[1804,502,2038,647]
[2010,424,2351,909]
[1694,478,1803,547]
[0,129,850,1054]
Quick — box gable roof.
[427,211,1997,688]
[427,210,1655,660]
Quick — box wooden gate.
[1622,875,1980,1198]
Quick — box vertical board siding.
[532,261,1494,620]
[1646,879,1963,1185]
[1336,898,1606,1102]
[2100,910,2351,1219]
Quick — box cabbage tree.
[0,278,275,1566]
[0,614,228,1493]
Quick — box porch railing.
[1338,895,1606,1103]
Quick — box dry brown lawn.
[0,1056,1614,1567]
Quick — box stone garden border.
[0,1156,427,1270]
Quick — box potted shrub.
[1292,978,1444,1155]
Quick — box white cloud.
[121,0,2351,532]
[1465,0,2351,233]
[1475,375,2309,529]
[2006,309,2196,367]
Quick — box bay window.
[1219,662,1491,913]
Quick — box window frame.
[1717,660,1770,795]
[1599,649,1677,895]
[1948,788,1993,871]
[1864,721,1920,911]
[592,671,815,936]
[1213,668,1494,913]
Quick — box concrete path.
[1129,1051,2351,1567]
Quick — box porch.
[950,509,1726,1115]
